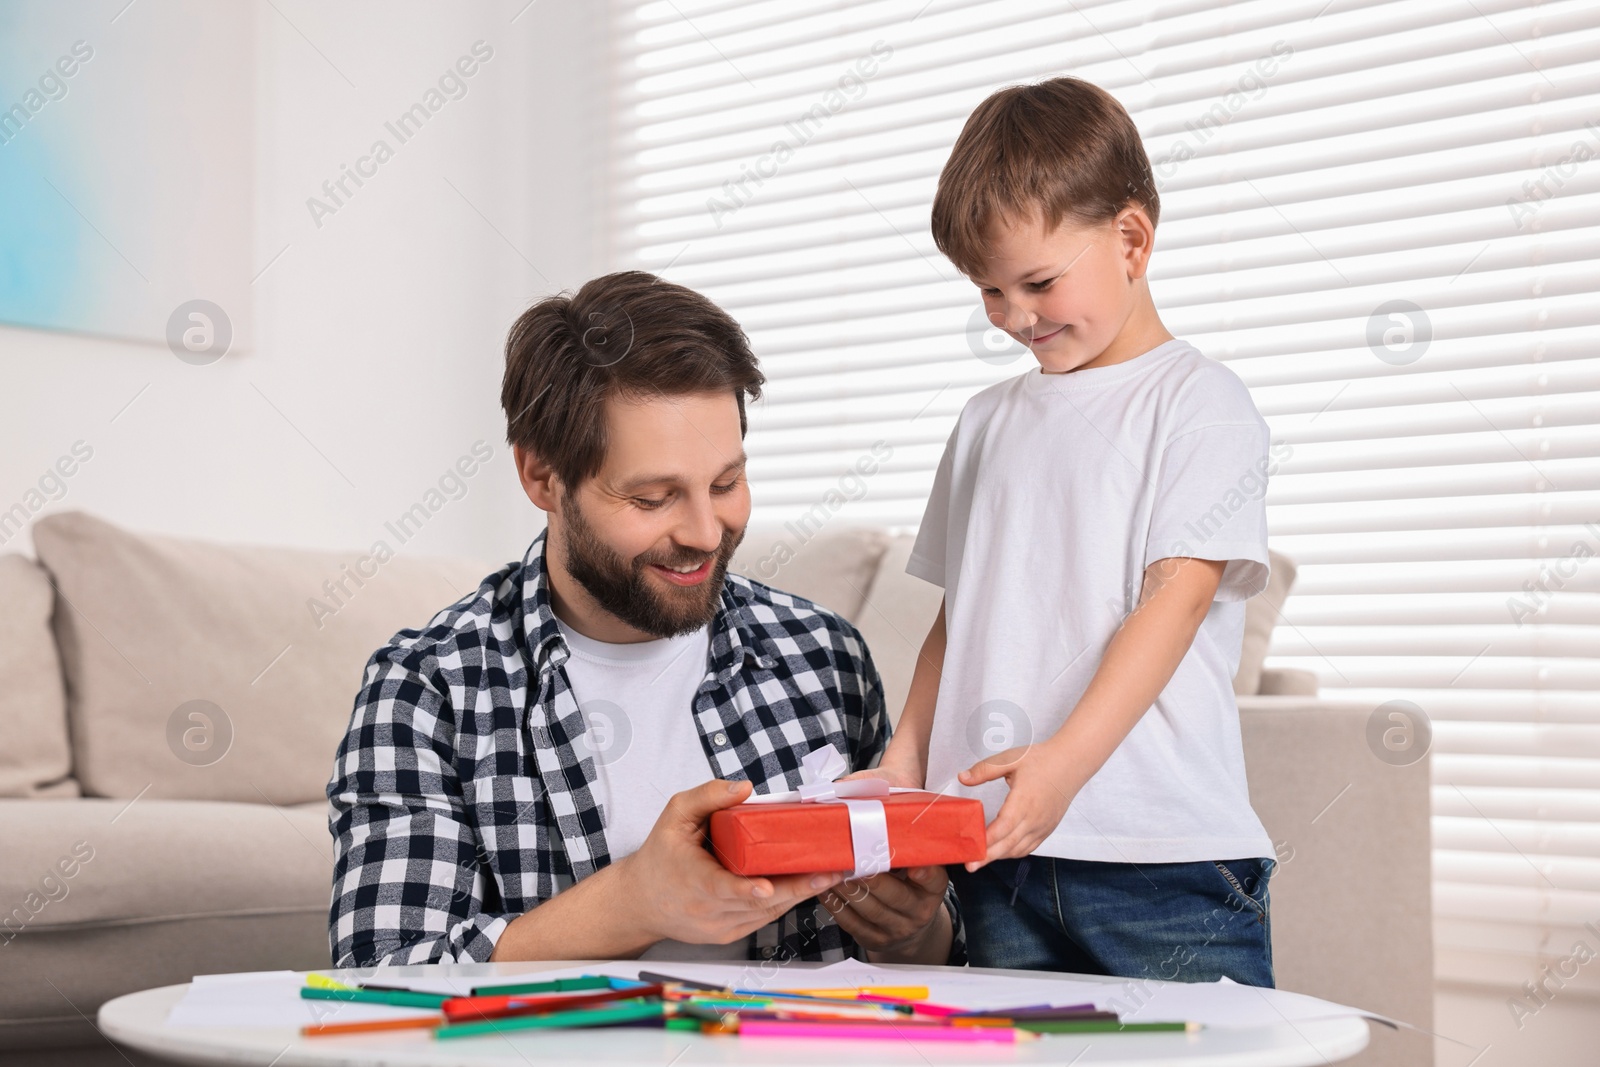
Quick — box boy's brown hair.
[931,77,1158,278]
[501,271,764,490]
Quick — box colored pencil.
[856,993,969,1016]
[955,1002,1098,1017]
[441,984,662,1022]
[674,1003,935,1025]
[299,986,450,1010]
[951,1010,1120,1026]
[436,999,664,1039]
[778,986,931,999]
[637,970,724,992]
[1016,1019,1199,1034]
[737,1019,1031,1042]
[301,1014,442,1037]
[468,974,612,996]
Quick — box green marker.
[469,975,613,997]
[437,999,664,1039]
[300,986,450,1010]
[1018,1019,1198,1034]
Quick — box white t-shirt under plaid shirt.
[909,339,1277,864]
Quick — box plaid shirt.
[328,531,965,968]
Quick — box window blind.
[609,0,1600,991]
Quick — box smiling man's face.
[544,389,750,641]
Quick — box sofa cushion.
[729,525,890,624]
[32,512,493,805]
[0,555,77,798]
[1235,549,1298,697]
[0,798,331,1050]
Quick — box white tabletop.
[98,960,1370,1067]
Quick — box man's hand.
[819,865,952,964]
[957,742,1082,869]
[620,779,846,947]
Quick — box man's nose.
[674,492,724,554]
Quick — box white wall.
[0,0,604,566]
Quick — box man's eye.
[633,497,665,509]
[711,479,740,495]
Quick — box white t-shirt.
[908,338,1276,864]
[556,618,748,960]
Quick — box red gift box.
[709,791,987,877]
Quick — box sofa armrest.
[1240,699,1434,1066]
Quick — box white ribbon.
[741,747,913,878]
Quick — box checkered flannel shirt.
[327,530,966,968]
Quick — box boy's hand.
[840,735,927,789]
[957,742,1082,869]
[839,759,924,790]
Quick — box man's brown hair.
[501,271,764,490]
[931,77,1159,278]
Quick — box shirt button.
[713,732,728,747]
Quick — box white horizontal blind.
[610,0,1600,990]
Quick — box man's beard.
[558,495,743,639]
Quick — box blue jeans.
[948,855,1276,987]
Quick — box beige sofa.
[1,512,1432,1066]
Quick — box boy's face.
[968,208,1154,374]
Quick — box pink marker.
[738,1020,1024,1042]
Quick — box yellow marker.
[304,973,355,992]
[776,986,931,1000]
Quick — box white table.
[98,960,1370,1066]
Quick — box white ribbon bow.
[741,746,910,878]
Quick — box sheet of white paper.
[1123,976,1396,1029]
[166,961,1389,1032]
[166,971,437,1028]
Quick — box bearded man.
[326,272,961,969]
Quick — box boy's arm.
[959,557,1225,867]
[857,596,945,788]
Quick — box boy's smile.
[969,209,1172,375]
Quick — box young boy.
[870,78,1279,986]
